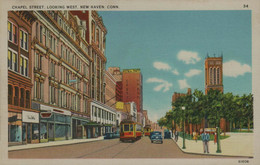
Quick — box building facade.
[30,11,92,142]
[107,67,123,101]
[122,69,143,123]
[8,11,37,146]
[205,55,223,94]
[104,70,116,108]
[71,11,118,135]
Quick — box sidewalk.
[173,133,253,158]
[8,136,104,151]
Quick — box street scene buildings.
[7,10,157,147]
[7,10,253,159]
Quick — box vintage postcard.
[0,0,260,165]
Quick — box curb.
[171,138,253,158]
[8,137,105,152]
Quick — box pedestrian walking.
[175,130,179,142]
[201,129,210,153]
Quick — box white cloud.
[147,77,173,92]
[185,69,202,77]
[223,60,252,77]
[177,50,201,64]
[153,62,171,71]
[178,79,191,89]
[172,69,180,75]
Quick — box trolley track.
[77,139,138,158]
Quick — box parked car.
[151,134,163,144]
[113,132,120,138]
[164,130,172,139]
[104,133,114,139]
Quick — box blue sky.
[99,10,252,122]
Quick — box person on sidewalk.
[201,129,210,153]
[175,130,179,142]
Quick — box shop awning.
[103,124,113,127]
[84,122,101,126]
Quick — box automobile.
[104,133,114,139]
[151,134,163,144]
[113,132,120,138]
[150,131,162,139]
[164,130,172,139]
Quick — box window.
[40,25,43,43]
[124,125,129,132]
[14,87,19,106]
[96,29,99,47]
[217,68,220,85]
[35,53,42,70]
[91,21,95,42]
[8,85,13,104]
[26,90,30,108]
[20,88,25,107]
[8,21,18,44]
[8,49,18,72]
[20,55,28,77]
[20,30,28,51]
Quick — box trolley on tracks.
[144,125,153,136]
[120,119,142,142]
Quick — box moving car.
[150,131,162,139]
[151,134,163,144]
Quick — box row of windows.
[209,68,220,85]
[35,21,89,78]
[8,85,30,108]
[92,106,116,121]
[8,49,28,77]
[8,21,28,51]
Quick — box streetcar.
[120,119,142,142]
[144,125,153,136]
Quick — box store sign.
[22,111,39,123]
[116,102,124,110]
[123,69,140,73]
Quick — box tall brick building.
[8,11,37,146]
[122,69,143,123]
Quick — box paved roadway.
[9,137,233,159]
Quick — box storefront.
[8,112,22,146]
[104,124,113,134]
[71,113,90,139]
[40,105,71,142]
[85,122,101,138]
[22,111,40,144]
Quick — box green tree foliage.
[159,89,253,132]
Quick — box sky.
[98,10,252,123]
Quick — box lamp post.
[216,127,222,153]
[182,106,186,149]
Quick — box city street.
[9,137,233,159]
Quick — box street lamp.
[182,106,186,149]
[216,127,222,153]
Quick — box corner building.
[8,11,38,146]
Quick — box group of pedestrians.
[173,128,218,154]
